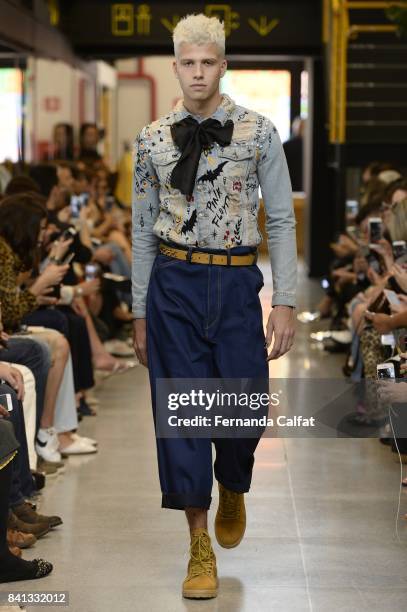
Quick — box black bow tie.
[170,116,234,196]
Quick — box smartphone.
[366,251,381,274]
[383,289,401,308]
[395,252,407,265]
[105,195,115,212]
[70,193,89,218]
[0,393,13,412]
[61,252,75,266]
[70,195,81,218]
[85,263,100,281]
[393,240,407,259]
[61,227,77,241]
[377,363,395,379]
[49,283,61,300]
[346,200,359,220]
[368,218,383,244]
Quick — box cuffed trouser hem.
[214,471,252,494]
[161,493,212,510]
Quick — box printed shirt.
[132,94,297,318]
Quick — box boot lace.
[219,488,240,519]
[189,532,215,578]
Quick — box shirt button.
[198,212,204,218]
[199,240,206,246]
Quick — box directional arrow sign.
[248,16,279,37]
[161,16,181,33]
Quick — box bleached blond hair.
[173,14,225,57]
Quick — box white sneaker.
[35,428,62,462]
[60,439,98,456]
[71,433,98,447]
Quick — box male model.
[132,13,297,599]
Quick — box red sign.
[43,97,61,112]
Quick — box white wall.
[115,57,182,162]
[144,56,182,117]
[24,55,183,165]
[25,57,99,162]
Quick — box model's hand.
[0,404,9,418]
[133,319,148,367]
[265,306,296,360]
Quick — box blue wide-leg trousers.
[146,245,269,510]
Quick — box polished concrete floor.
[2,258,407,611]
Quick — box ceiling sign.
[60,1,321,56]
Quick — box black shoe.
[78,397,96,417]
[0,554,53,583]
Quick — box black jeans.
[23,306,94,392]
[0,384,32,505]
[0,461,13,556]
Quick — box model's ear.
[173,60,179,79]
[220,58,227,78]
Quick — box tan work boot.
[215,483,246,548]
[182,528,218,599]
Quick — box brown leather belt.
[159,243,257,266]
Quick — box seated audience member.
[49,123,75,161]
[0,192,97,459]
[79,123,102,163]
[0,394,53,583]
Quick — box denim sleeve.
[131,128,161,318]
[256,120,297,308]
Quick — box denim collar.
[173,93,235,125]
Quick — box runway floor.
[3,257,407,612]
